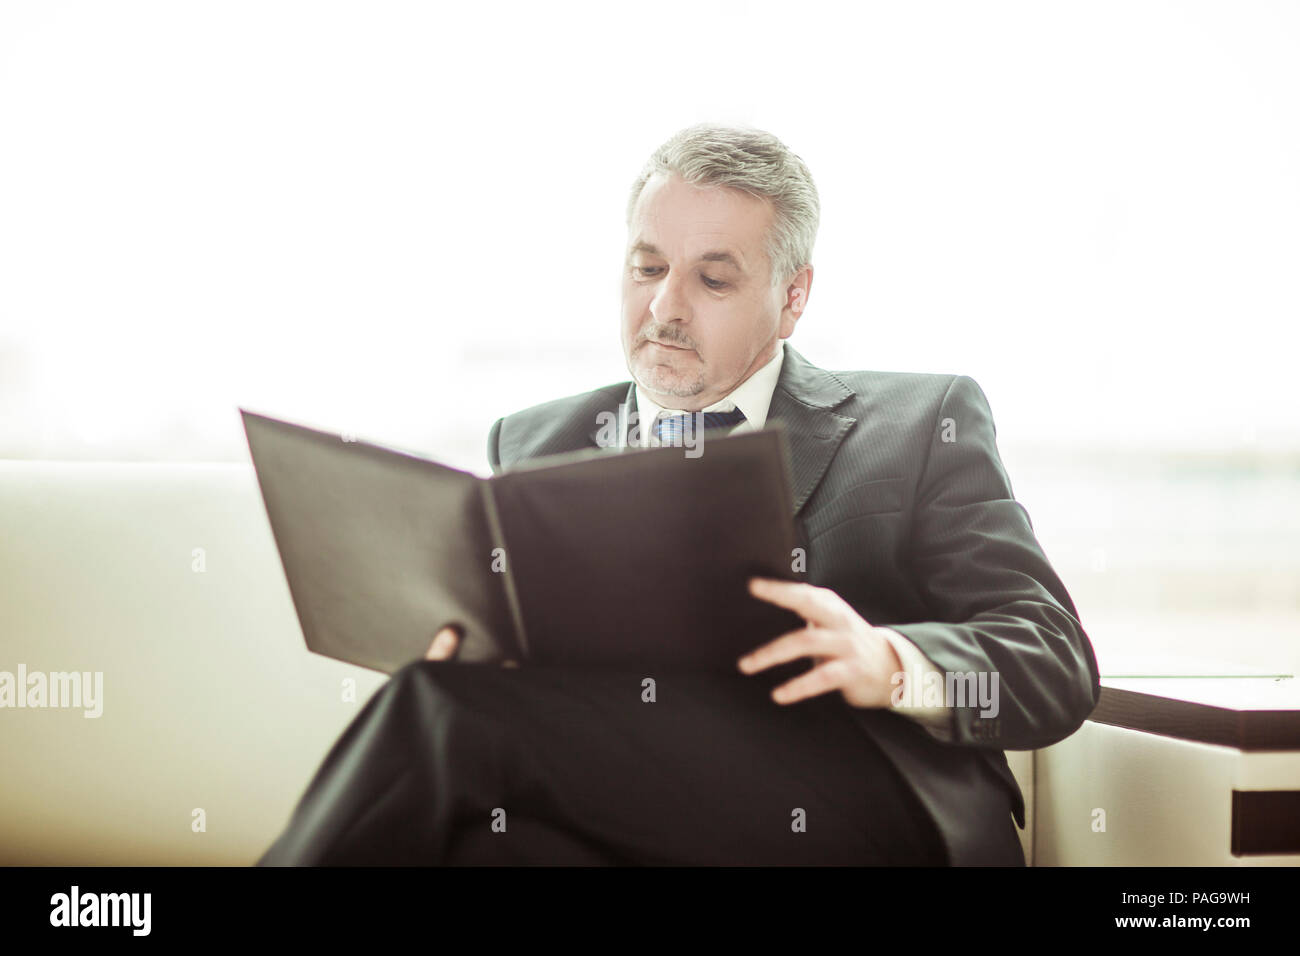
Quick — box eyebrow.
[630,242,744,270]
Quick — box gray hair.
[625,123,820,288]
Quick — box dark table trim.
[1090,685,1300,751]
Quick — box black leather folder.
[241,409,804,674]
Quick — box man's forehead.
[628,238,747,269]
[628,173,770,265]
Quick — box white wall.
[3,0,1297,667]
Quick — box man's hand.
[738,577,903,707]
[424,625,519,667]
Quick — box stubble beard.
[630,353,708,399]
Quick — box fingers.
[770,657,858,705]
[747,578,856,630]
[425,624,463,661]
[425,626,519,668]
[738,625,854,675]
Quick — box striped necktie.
[654,407,747,445]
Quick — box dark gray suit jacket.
[485,343,1101,865]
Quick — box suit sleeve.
[887,375,1101,751]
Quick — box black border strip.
[1232,790,1300,855]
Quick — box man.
[258,124,1100,867]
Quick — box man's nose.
[649,269,692,326]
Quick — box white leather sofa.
[0,460,1039,865]
[1034,679,1300,866]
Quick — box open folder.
[241,409,805,674]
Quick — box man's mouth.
[647,340,689,351]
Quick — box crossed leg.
[257,659,948,866]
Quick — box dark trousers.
[257,659,950,866]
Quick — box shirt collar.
[633,340,786,443]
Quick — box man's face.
[621,172,803,411]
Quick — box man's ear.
[779,265,813,337]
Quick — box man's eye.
[633,265,664,278]
[702,275,728,290]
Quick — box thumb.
[425,623,463,661]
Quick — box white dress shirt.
[630,341,954,741]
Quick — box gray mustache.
[641,332,695,349]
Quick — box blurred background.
[2,2,1297,699]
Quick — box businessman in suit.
[258,124,1100,867]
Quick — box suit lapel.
[579,345,856,517]
[582,383,638,449]
[765,346,857,515]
